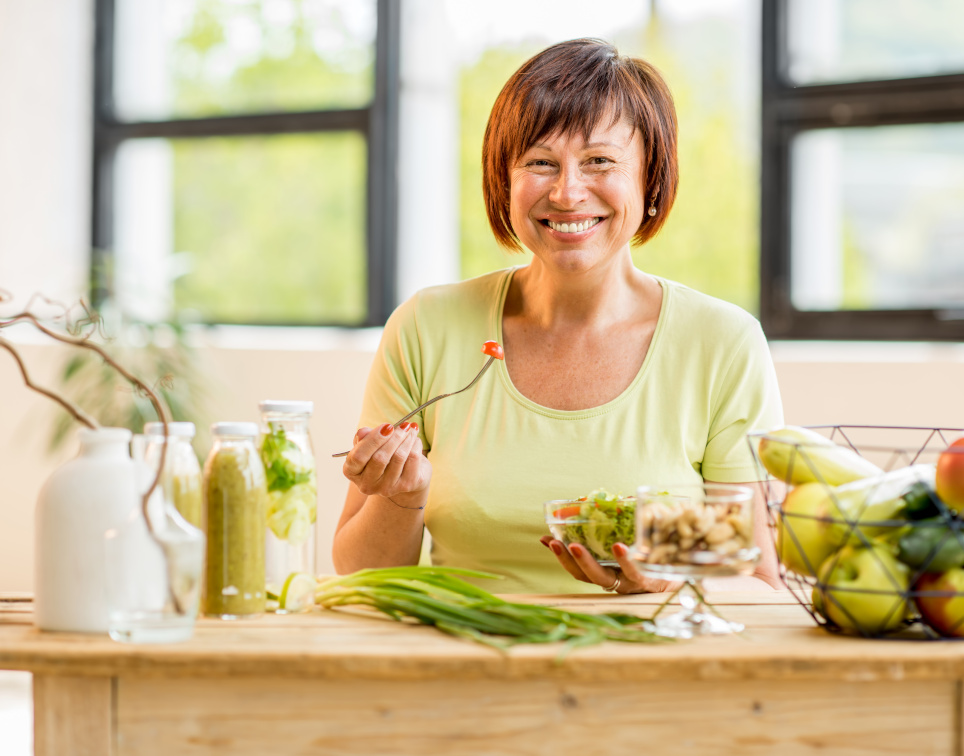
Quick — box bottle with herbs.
[202,422,267,618]
[143,421,202,528]
[258,400,317,612]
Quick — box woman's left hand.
[540,537,682,594]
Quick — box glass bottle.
[202,422,267,619]
[258,400,317,612]
[143,421,203,528]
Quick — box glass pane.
[113,0,376,121]
[790,124,964,312]
[786,0,964,85]
[113,133,367,324]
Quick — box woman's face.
[508,117,646,273]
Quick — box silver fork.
[331,354,500,458]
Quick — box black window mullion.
[91,0,116,309]
[366,0,401,327]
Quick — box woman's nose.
[548,165,589,207]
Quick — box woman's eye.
[589,157,612,166]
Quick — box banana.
[757,426,884,486]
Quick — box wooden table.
[3,590,964,755]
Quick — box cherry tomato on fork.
[482,340,505,360]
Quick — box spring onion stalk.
[312,566,668,652]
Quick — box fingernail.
[411,423,419,433]
[549,543,562,556]
[613,543,627,557]
[570,544,584,557]
[380,423,394,436]
[540,537,551,548]
[398,422,410,430]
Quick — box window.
[761,0,964,340]
[92,0,399,326]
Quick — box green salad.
[552,489,636,561]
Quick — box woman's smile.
[542,216,603,235]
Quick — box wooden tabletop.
[5,590,964,683]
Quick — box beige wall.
[2,337,963,592]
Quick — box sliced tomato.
[481,340,505,360]
[553,505,583,519]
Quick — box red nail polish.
[398,422,410,430]
[411,423,419,433]
[613,543,626,557]
[549,543,562,556]
[570,544,583,557]
[380,424,394,436]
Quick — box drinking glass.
[103,435,205,643]
[632,483,760,638]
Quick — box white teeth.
[548,218,600,233]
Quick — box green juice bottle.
[201,422,267,619]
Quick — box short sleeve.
[700,319,784,482]
[357,294,429,447]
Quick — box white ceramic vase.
[34,427,140,633]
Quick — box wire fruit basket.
[747,425,964,640]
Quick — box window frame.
[760,0,964,341]
[91,0,400,327]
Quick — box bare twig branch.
[0,336,100,430]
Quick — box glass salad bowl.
[544,491,636,567]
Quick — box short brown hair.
[482,38,679,251]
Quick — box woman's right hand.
[342,422,431,508]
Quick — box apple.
[936,438,964,514]
[777,482,842,577]
[815,543,911,635]
[915,569,964,637]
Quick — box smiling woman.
[332,38,784,597]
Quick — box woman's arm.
[331,423,432,574]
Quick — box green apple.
[777,482,842,577]
[915,569,964,637]
[815,543,911,635]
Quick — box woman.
[333,38,783,594]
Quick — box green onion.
[312,566,669,654]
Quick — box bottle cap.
[258,400,314,415]
[210,422,259,438]
[144,421,196,438]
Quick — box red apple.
[936,438,964,513]
[915,569,964,637]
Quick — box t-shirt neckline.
[492,266,671,420]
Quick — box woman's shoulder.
[658,277,762,338]
[394,269,511,322]
[386,268,512,338]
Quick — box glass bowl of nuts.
[631,483,760,637]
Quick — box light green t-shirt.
[358,268,784,594]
